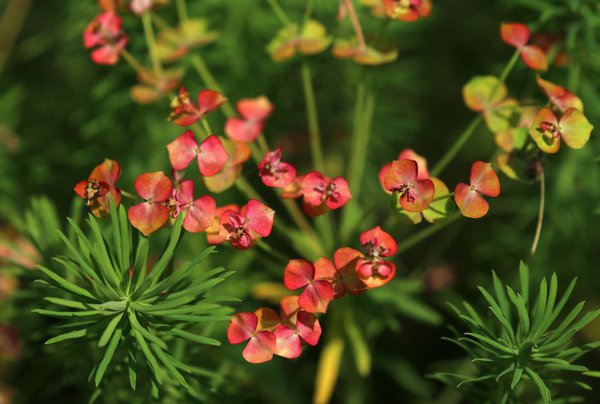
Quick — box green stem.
[141,12,163,76]
[266,0,290,26]
[176,0,189,21]
[201,118,212,135]
[430,115,483,177]
[257,241,288,264]
[395,212,461,254]
[348,71,373,195]
[430,50,520,177]
[303,0,314,22]
[120,49,144,73]
[189,54,236,118]
[530,167,545,256]
[301,61,325,172]
[343,0,366,50]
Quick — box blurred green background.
[0,0,599,402]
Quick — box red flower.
[205,204,239,245]
[258,147,297,188]
[280,174,305,199]
[454,161,500,219]
[528,107,593,154]
[274,309,322,359]
[500,23,547,71]
[83,11,128,65]
[383,159,435,212]
[301,172,351,216]
[225,96,273,142]
[219,199,275,249]
[379,149,429,194]
[169,87,227,126]
[383,0,431,22]
[284,259,335,313]
[128,172,173,236]
[169,180,216,233]
[355,226,397,286]
[536,77,583,113]
[167,131,229,177]
[227,311,276,364]
[74,159,122,218]
[204,140,252,193]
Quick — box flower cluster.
[227,226,397,363]
[463,23,593,181]
[379,149,501,220]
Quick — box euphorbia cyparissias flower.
[204,140,251,193]
[169,87,227,126]
[130,68,183,105]
[332,38,398,66]
[274,299,322,359]
[462,76,517,133]
[155,19,218,63]
[501,23,547,71]
[219,199,275,249]
[169,180,216,233]
[536,77,583,113]
[267,20,332,62]
[383,0,431,22]
[528,107,593,154]
[301,172,351,216]
[284,259,335,313]
[379,149,429,194]
[454,161,500,219]
[128,172,173,236]
[167,131,228,176]
[258,147,296,188]
[334,227,398,289]
[225,96,273,142]
[206,204,239,245]
[227,311,276,364]
[74,159,122,218]
[383,159,434,212]
[83,11,128,65]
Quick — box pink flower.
[83,12,128,65]
[454,161,500,219]
[301,172,352,216]
[167,131,229,177]
[128,172,173,236]
[500,23,547,71]
[225,96,273,142]
[169,180,216,233]
[258,147,297,188]
[227,312,276,364]
[379,149,429,194]
[284,259,335,314]
[74,159,122,218]
[219,199,275,249]
[383,159,435,212]
[169,87,227,126]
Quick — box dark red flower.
[83,12,128,65]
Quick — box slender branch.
[430,115,483,177]
[396,212,461,254]
[304,0,314,22]
[176,0,189,21]
[256,241,288,264]
[530,167,545,256]
[120,49,145,73]
[343,0,366,50]
[301,61,325,172]
[0,0,32,77]
[141,12,163,75]
[430,49,520,177]
[266,0,291,26]
[189,54,236,118]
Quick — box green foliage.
[434,262,600,403]
[34,201,234,398]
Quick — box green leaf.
[519,260,529,304]
[506,286,529,337]
[464,332,516,355]
[132,329,164,384]
[45,328,87,345]
[511,366,523,389]
[492,270,511,321]
[99,313,124,348]
[37,265,96,300]
[95,326,122,386]
[33,309,100,318]
[44,297,89,310]
[525,368,552,404]
[169,328,221,346]
[151,343,188,387]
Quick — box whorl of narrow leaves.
[433,262,600,403]
[33,200,234,398]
